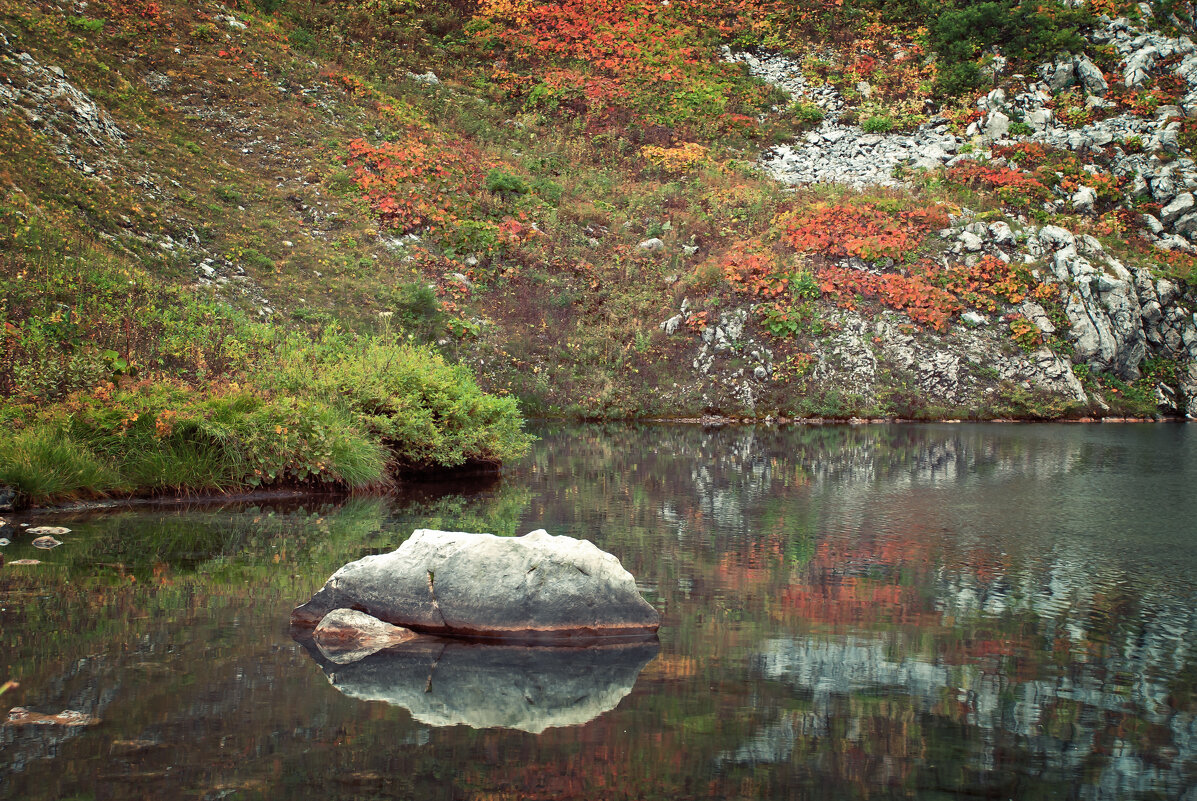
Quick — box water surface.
[2,423,1196,800]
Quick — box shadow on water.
[2,422,1196,800]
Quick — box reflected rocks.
[295,634,657,734]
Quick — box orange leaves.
[471,0,774,137]
[779,201,948,261]
[817,263,960,332]
[345,136,485,235]
[496,216,542,246]
[940,255,1030,311]
[720,246,789,299]
[947,162,1048,202]
[1008,314,1043,350]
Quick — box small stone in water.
[5,707,100,727]
[8,559,42,565]
[0,538,9,547]
[27,526,70,537]
[32,536,62,549]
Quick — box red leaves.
[947,162,1049,206]
[779,201,948,261]
[345,137,485,234]
[721,247,789,298]
[940,255,1030,311]
[816,263,960,332]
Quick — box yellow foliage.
[474,0,532,24]
[639,142,711,174]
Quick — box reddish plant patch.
[346,137,487,234]
[817,262,961,332]
[779,201,949,261]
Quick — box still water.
[2,423,1196,800]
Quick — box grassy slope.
[2,0,1191,500]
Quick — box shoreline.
[4,415,1189,515]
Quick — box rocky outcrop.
[297,637,658,733]
[0,31,125,175]
[292,529,660,642]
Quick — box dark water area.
[2,422,1196,800]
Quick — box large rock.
[1076,56,1109,96]
[298,637,658,733]
[292,529,660,641]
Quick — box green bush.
[0,331,532,502]
[789,101,825,130]
[861,115,895,134]
[68,16,105,32]
[485,169,530,200]
[930,1,1092,97]
[441,218,503,258]
[263,330,533,470]
[388,281,444,341]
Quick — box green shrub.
[264,331,533,470]
[930,1,1092,97]
[789,101,825,130]
[485,169,529,200]
[441,219,503,258]
[389,281,444,340]
[68,16,105,32]
[531,176,564,205]
[861,115,896,134]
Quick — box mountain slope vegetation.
[2,0,1195,501]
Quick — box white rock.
[27,526,70,537]
[1162,192,1195,224]
[1076,56,1109,96]
[660,314,684,335]
[988,221,1016,245]
[984,111,1011,140]
[1072,185,1098,213]
[958,231,984,252]
[292,529,660,640]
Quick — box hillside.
[2,0,1196,498]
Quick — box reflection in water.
[1,423,1196,800]
[296,636,658,734]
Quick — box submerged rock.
[27,526,70,537]
[4,707,99,727]
[313,609,417,664]
[297,636,658,733]
[292,529,660,642]
[31,536,61,549]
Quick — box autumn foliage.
[946,161,1050,206]
[346,136,487,234]
[472,0,782,137]
[817,263,962,332]
[716,201,1047,333]
[779,201,949,261]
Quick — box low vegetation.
[1,0,1191,502]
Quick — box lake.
[2,422,1196,800]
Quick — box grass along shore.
[0,332,532,507]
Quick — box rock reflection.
[296,636,658,734]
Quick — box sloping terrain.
[3,0,1196,458]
